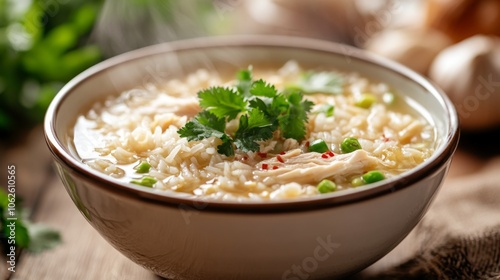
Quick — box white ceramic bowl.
[44,36,459,280]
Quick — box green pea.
[340,137,362,154]
[351,177,364,187]
[130,176,157,188]
[309,139,329,153]
[317,179,337,193]
[362,171,385,184]
[134,161,151,173]
[355,94,377,109]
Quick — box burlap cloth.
[353,131,500,279]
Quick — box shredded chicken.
[254,149,379,185]
[399,120,424,144]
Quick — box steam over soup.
[72,61,435,200]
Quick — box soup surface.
[72,61,435,200]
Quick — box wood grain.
[0,126,53,212]
[1,127,54,280]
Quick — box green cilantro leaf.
[236,68,253,97]
[298,71,344,95]
[25,222,62,253]
[197,111,226,132]
[217,134,235,157]
[279,91,314,140]
[246,108,272,129]
[0,190,30,249]
[178,111,226,141]
[7,219,30,248]
[250,79,277,97]
[269,94,289,117]
[249,94,288,122]
[198,87,246,120]
[178,112,235,157]
[234,110,274,152]
[237,68,252,81]
[0,188,61,253]
[234,127,274,152]
[248,97,268,114]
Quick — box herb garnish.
[0,189,61,253]
[178,68,314,156]
[297,71,344,95]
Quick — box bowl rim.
[44,35,460,212]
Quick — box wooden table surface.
[0,126,495,280]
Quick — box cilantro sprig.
[178,68,314,156]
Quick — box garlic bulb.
[365,28,452,74]
[426,0,500,42]
[429,35,500,130]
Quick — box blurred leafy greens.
[0,188,61,253]
[0,0,103,135]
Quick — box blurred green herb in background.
[0,188,61,253]
[0,0,232,137]
[0,0,104,135]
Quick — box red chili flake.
[243,156,248,161]
[279,151,286,155]
[382,134,390,142]
[305,141,310,148]
[321,153,329,159]
[272,165,279,170]
[257,152,267,158]
[277,155,284,163]
[262,163,269,170]
[327,151,334,157]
